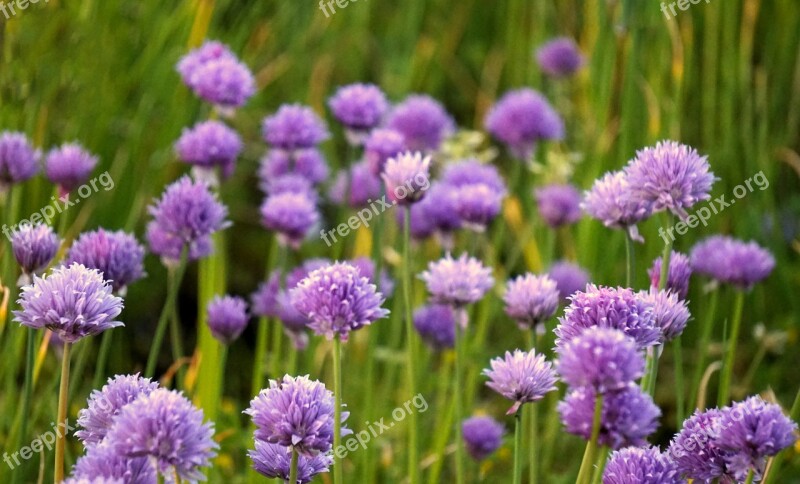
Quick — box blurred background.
[1,0,799,482]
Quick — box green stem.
[289,447,299,484]
[12,328,36,484]
[674,336,685,423]
[624,233,634,287]
[145,249,189,378]
[402,207,420,484]
[333,337,343,484]
[513,410,523,484]
[718,290,746,406]
[744,469,755,484]
[169,304,186,387]
[453,310,465,484]
[690,288,719,409]
[54,341,71,483]
[529,402,539,484]
[590,447,609,484]
[92,330,113,389]
[251,317,270,396]
[576,393,603,484]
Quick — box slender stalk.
[641,214,673,396]
[333,337,343,484]
[690,288,719,409]
[145,250,189,378]
[402,207,420,484]
[289,447,299,484]
[576,394,603,484]
[512,411,523,484]
[453,309,465,484]
[674,336,685,423]
[54,341,71,483]
[169,304,186,387]
[718,290,746,406]
[12,327,36,484]
[744,469,755,484]
[92,330,113,389]
[525,331,538,483]
[624,233,634,287]
[590,447,609,484]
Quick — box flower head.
[249,441,332,483]
[259,148,329,188]
[690,236,775,290]
[420,253,494,308]
[536,37,585,78]
[11,224,60,276]
[603,446,683,484]
[260,191,319,249]
[188,56,255,108]
[485,88,564,160]
[484,349,558,414]
[387,95,455,152]
[503,274,559,329]
[177,40,235,86]
[0,131,40,190]
[668,408,731,482]
[328,83,389,134]
[65,229,146,293]
[548,260,590,301]
[637,289,691,343]
[381,151,431,205]
[45,143,98,194]
[442,160,507,231]
[648,251,692,300]
[441,159,507,193]
[207,295,249,344]
[413,304,456,350]
[14,263,124,343]
[404,182,462,240]
[349,256,395,297]
[175,120,243,180]
[71,442,155,483]
[365,128,406,176]
[556,327,644,393]
[251,271,282,319]
[328,160,382,208]
[291,262,389,341]
[583,171,650,242]
[262,104,330,150]
[535,183,583,228]
[462,416,505,461]
[624,141,715,220]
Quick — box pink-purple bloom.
[177,40,235,87]
[556,327,644,393]
[535,183,583,228]
[689,235,775,289]
[413,303,455,350]
[485,88,564,160]
[71,442,155,483]
[259,148,329,188]
[637,289,691,343]
[45,143,98,195]
[328,83,389,136]
[583,171,651,242]
[260,191,319,249]
[462,416,505,461]
[648,251,692,299]
[602,446,684,484]
[484,349,558,414]
[207,295,249,344]
[64,229,146,293]
[442,160,507,231]
[11,223,60,277]
[536,37,585,78]
[249,441,332,483]
[381,151,431,205]
[365,128,406,176]
[0,131,40,191]
[262,104,330,150]
[420,253,494,309]
[185,55,255,109]
[387,94,455,152]
[668,408,731,482]
[14,263,124,343]
[548,260,590,301]
[174,120,243,180]
[350,256,395,297]
[328,160,382,208]
[503,273,559,330]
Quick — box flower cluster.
[177,40,255,109]
[420,253,494,310]
[64,229,146,293]
[485,88,564,160]
[11,223,60,278]
[690,235,775,290]
[503,273,559,330]
[484,349,558,415]
[0,131,40,191]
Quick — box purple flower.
[64,229,146,293]
[262,104,330,150]
[603,446,684,484]
[413,304,455,350]
[259,148,329,188]
[462,416,505,461]
[0,131,40,190]
[71,442,155,483]
[556,327,644,393]
[484,349,558,414]
[349,256,395,297]
[251,271,282,319]
[14,263,124,344]
[689,236,775,290]
[45,143,98,194]
[536,37,585,78]
[381,151,431,206]
[442,160,507,231]
[207,295,249,344]
[402,182,462,242]
[583,171,651,242]
[441,159,507,193]
[365,128,406,176]
[75,373,160,447]
[177,40,235,87]
[559,385,661,449]
[503,274,559,330]
[637,289,691,343]
[249,441,332,483]
[146,176,229,263]
[286,258,333,291]
[328,161,382,208]
[260,191,319,249]
[648,251,692,300]
[189,56,256,109]
[175,120,243,180]
[259,174,318,202]
[668,408,731,482]
[11,224,60,276]
[555,284,660,350]
[387,95,455,152]
[245,375,349,456]
[485,88,564,160]
[714,396,798,481]
[328,83,389,135]
[548,260,590,301]
[624,141,716,220]
[291,262,389,341]
[420,253,494,309]
[535,183,583,228]
[104,388,217,481]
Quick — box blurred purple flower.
[420,253,494,309]
[535,183,582,228]
[349,256,395,297]
[65,229,146,293]
[387,94,455,152]
[648,251,692,300]
[262,104,330,150]
[503,274,559,330]
[583,171,650,242]
[690,236,775,290]
[260,191,319,249]
[413,303,455,350]
[485,88,564,160]
[365,128,406,176]
[175,120,242,180]
[207,295,249,344]
[536,37,585,78]
[484,349,558,414]
[548,260,590,301]
[45,143,98,195]
[189,56,255,109]
[11,224,60,277]
[328,161,382,208]
[382,151,431,206]
[0,131,40,191]
[328,83,389,139]
[462,416,505,461]
[177,40,235,87]
[259,148,329,189]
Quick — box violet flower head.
[624,141,716,220]
[714,396,798,481]
[0,131,40,191]
[328,83,389,135]
[559,385,661,449]
[177,40,235,88]
[668,408,731,482]
[441,159,507,193]
[259,148,329,188]
[105,388,218,481]
[555,284,660,350]
[349,256,395,297]
[11,223,60,277]
[637,289,691,343]
[556,327,644,393]
[405,182,463,241]
[328,160,382,208]
[484,349,558,414]
[382,151,431,206]
[260,191,319,249]
[648,251,692,300]
[245,375,349,455]
[251,271,282,319]
[548,260,590,301]
[484,88,564,160]
[262,104,330,150]
[419,253,494,309]
[503,274,560,330]
[462,416,505,461]
[690,235,775,290]
[583,171,650,242]
[365,128,406,176]
[291,262,389,341]
[175,120,243,180]
[14,263,124,344]
[603,446,684,484]
[45,143,98,194]
[146,176,229,263]
[75,373,160,447]
[207,295,249,345]
[536,37,585,78]
[442,160,507,231]
[535,183,583,228]
[71,442,155,483]
[413,303,456,350]
[260,174,318,203]
[190,56,255,109]
[387,94,455,152]
[249,441,332,483]
[65,229,146,293]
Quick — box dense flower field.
[1,1,799,483]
